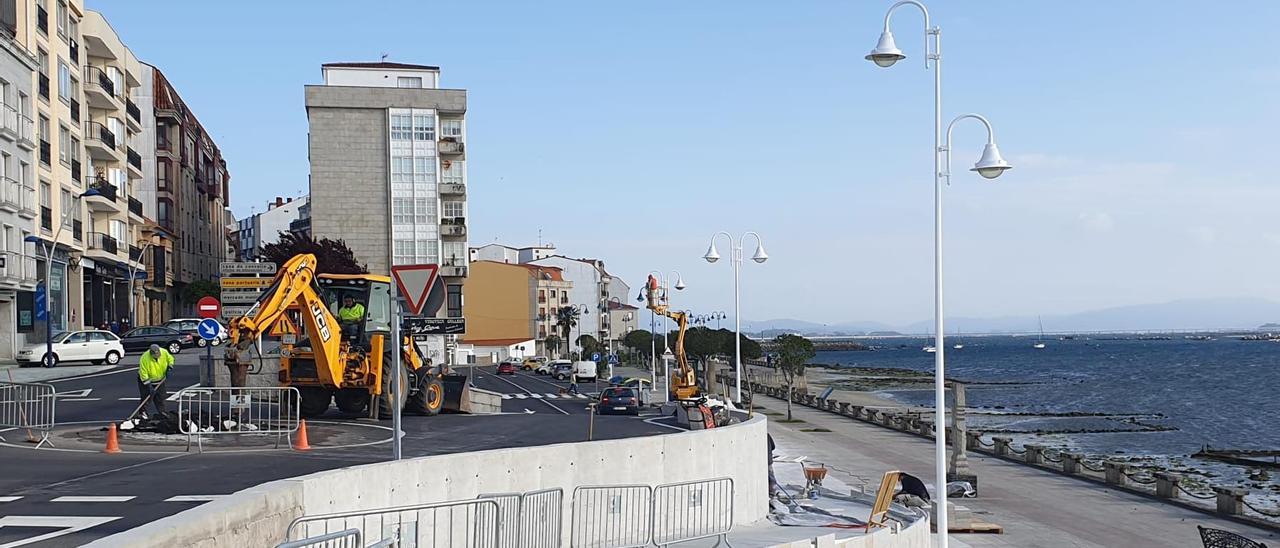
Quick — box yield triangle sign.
[391,264,440,316]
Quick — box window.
[412,115,434,141]
[39,182,50,208]
[156,122,168,149]
[37,49,47,76]
[70,136,80,169]
[38,116,48,144]
[110,219,125,242]
[446,285,463,318]
[396,76,422,88]
[415,198,435,224]
[391,197,412,224]
[443,201,464,218]
[157,160,168,189]
[107,117,123,143]
[539,290,546,303]
[441,119,462,138]
[550,290,557,299]
[442,160,462,184]
[390,113,412,141]
[18,161,27,185]
[57,62,69,101]
[105,66,121,97]
[58,125,69,164]
[55,1,67,37]
[443,241,466,264]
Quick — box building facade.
[139,64,230,316]
[527,255,622,356]
[234,195,306,261]
[462,260,571,359]
[306,61,468,362]
[0,2,39,358]
[469,243,556,265]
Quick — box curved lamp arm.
[884,0,933,68]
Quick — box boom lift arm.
[644,275,700,401]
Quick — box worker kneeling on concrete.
[138,343,174,417]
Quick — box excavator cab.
[316,274,393,349]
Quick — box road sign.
[591,352,601,361]
[608,354,619,364]
[220,277,273,288]
[197,296,221,319]
[219,262,277,275]
[218,291,262,304]
[197,318,222,341]
[229,394,251,410]
[221,305,253,319]
[401,317,465,335]
[390,264,440,316]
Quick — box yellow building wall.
[462,261,533,340]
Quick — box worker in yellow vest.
[338,295,366,341]
[138,344,174,417]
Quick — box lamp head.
[674,277,686,291]
[750,242,769,263]
[23,235,39,243]
[866,31,906,68]
[971,143,1012,179]
[702,242,720,263]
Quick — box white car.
[538,359,570,376]
[16,329,125,367]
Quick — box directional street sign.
[220,277,274,288]
[608,354,619,364]
[197,296,221,319]
[402,317,465,335]
[219,262,277,275]
[220,305,253,319]
[219,291,263,304]
[390,264,440,316]
[197,318,223,341]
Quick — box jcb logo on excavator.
[310,301,332,342]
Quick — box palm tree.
[556,306,580,358]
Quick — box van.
[573,361,598,383]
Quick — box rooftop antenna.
[380,52,389,62]
[538,228,543,247]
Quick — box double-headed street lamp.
[703,232,767,403]
[867,1,1012,545]
[643,270,684,390]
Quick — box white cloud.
[1078,211,1115,233]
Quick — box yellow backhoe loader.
[224,253,457,418]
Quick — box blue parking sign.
[591,352,601,361]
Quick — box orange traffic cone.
[292,419,311,451]
[103,423,122,454]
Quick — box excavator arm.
[225,254,345,383]
[644,275,699,401]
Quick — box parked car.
[521,356,547,371]
[551,362,575,381]
[539,359,570,376]
[165,318,229,347]
[120,326,194,354]
[573,361,598,384]
[496,361,517,375]
[16,330,125,367]
[597,387,641,415]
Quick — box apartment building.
[461,260,570,361]
[234,196,306,261]
[306,61,468,362]
[0,2,39,358]
[527,256,618,356]
[469,243,556,265]
[137,64,230,314]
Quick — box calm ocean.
[814,335,1280,456]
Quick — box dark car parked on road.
[597,387,641,415]
[120,326,194,354]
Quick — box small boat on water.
[923,346,937,353]
[952,344,964,350]
[1033,316,1047,349]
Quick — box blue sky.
[92,1,1280,326]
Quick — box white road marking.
[165,495,225,502]
[167,383,200,401]
[0,496,21,502]
[54,389,92,398]
[643,416,686,432]
[47,366,139,383]
[118,397,140,401]
[544,393,559,399]
[0,515,121,547]
[529,393,543,399]
[576,394,590,399]
[484,372,571,415]
[58,398,100,402]
[51,496,137,503]
[514,394,527,399]
[500,394,513,400]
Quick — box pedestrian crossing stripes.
[1,495,224,504]
[0,496,21,502]
[51,496,137,503]
[499,393,591,400]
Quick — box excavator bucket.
[440,374,472,413]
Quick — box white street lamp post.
[866,2,1012,545]
[127,240,155,328]
[703,232,767,403]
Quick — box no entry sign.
[197,296,221,319]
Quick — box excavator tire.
[377,359,409,419]
[334,388,370,414]
[298,386,333,418]
[406,376,444,416]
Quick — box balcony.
[15,112,32,149]
[83,66,118,109]
[440,182,466,196]
[126,99,141,131]
[38,74,48,101]
[128,196,143,217]
[0,177,20,213]
[441,223,467,238]
[0,105,16,141]
[127,147,142,174]
[0,251,37,287]
[19,186,35,219]
[438,138,465,157]
[69,38,79,64]
[84,121,118,159]
[39,140,50,166]
[35,5,47,34]
[69,98,80,123]
[440,260,468,278]
[86,232,120,260]
[129,245,144,263]
[84,177,122,213]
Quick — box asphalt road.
[0,349,677,547]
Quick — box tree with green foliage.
[774,334,815,421]
[543,334,562,358]
[556,306,580,357]
[261,232,367,274]
[180,279,220,307]
[576,334,601,360]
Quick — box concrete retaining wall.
[90,414,770,547]
[466,387,504,414]
[767,516,930,548]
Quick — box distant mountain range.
[744,298,1280,335]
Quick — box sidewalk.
[758,394,1280,548]
[0,363,122,384]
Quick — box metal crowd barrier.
[176,386,300,452]
[286,498,502,548]
[477,492,521,547]
[570,485,652,548]
[0,381,55,448]
[276,528,362,548]
[652,478,734,547]
[518,488,563,548]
